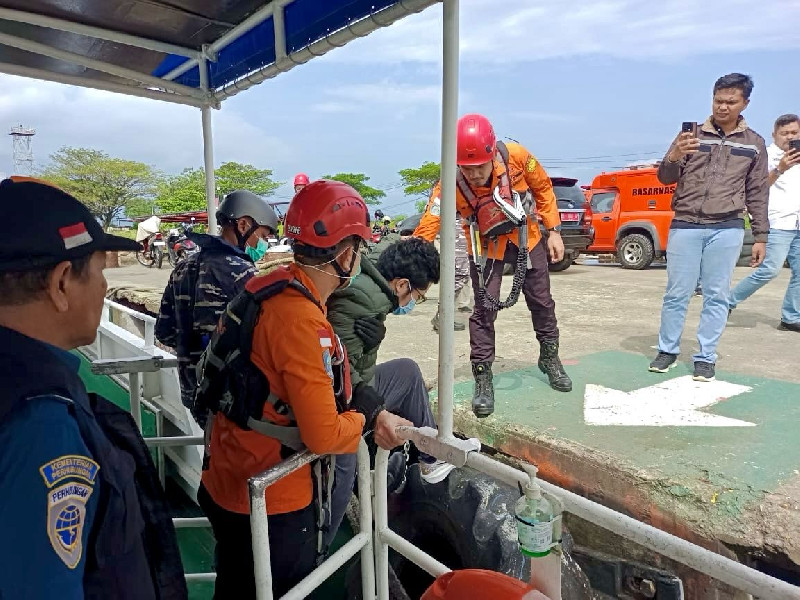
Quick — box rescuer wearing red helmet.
[414,114,572,417]
[198,180,411,597]
[293,172,310,194]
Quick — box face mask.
[245,237,269,262]
[392,282,416,315]
[344,263,361,288]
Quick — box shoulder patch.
[430,195,441,217]
[40,455,99,488]
[47,482,93,569]
[318,328,333,348]
[322,348,334,379]
[526,156,537,172]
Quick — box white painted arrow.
[584,376,755,427]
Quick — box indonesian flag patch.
[318,328,332,348]
[59,222,93,250]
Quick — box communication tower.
[10,125,35,175]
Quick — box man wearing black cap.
[0,177,187,599]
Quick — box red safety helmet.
[293,173,310,186]
[421,570,545,600]
[457,113,496,166]
[285,180,371,253]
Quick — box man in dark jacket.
[156,190,278,420]
[650,73,769,382]
[0,177,186,599]
[326,237,480,544]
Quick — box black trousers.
[197,484,317,599]
[468,239,559,364]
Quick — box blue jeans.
[658,227,744,363]
[730,229,800,324]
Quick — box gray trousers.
[325,358,435,547]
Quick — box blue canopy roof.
[0,0,437,105]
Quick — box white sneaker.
[419,438,481,484]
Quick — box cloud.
[0,75,295,176]
[510,111,577,123]
[311,81,442,113]
[325,0,800,64]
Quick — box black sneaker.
[649,352,678,373]
[692,361,716,382]
[779,321,800,332]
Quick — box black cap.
[0,177,142,272]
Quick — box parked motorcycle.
[165,224,199,267]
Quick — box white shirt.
[767,143,800,231]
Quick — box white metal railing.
[88,349,800,600]
[249,444,375,600]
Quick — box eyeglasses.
[414,288,427,304]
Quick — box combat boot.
[538,340,572,392]
[432,306,465,332]
[472,362,495,418]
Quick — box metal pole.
[249,482,275,600]
[0,6,201,58]
[436,0,460,440]
[0,31,206,99]
[198,58,218,234]
[356,441,376,600]
[0,62,207,108]
[129,372,142,432]
[373,449,391,600]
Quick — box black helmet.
[217,190,278,232]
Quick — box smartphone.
[681,121,698,137]
[789,140,800,152]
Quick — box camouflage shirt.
[155,232,257,410]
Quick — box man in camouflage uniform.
[155,190,278,420]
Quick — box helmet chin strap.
[236,219,260,250]
[304,243,359,289]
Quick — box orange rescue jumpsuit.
[413,142,563,362]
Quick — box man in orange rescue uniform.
[198,180,411,598]
[415,113,572,418]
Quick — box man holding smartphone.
[649,73,769,382]
[729,114,800,331]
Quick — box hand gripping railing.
[248,441,376,600]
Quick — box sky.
[1,0,800,217]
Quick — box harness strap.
[246,416,305,451]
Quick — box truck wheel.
[387,465,592,600]
[617,234,654,270]
[548,256,573,272]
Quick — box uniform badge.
[47,482,93,568]
[40,455,99,488]
[322,348,334,379]
[430,196,441,217]
[526,156,537,172]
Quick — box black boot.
[472,362,495,418]
[538,341,572,392]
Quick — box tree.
[323,172,385,205]
[156,162,281,214]
[41,147,158,229]
[398,161,441,213]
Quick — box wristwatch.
[548,225,562,233]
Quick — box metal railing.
[88,322,800,600]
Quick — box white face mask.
[305,247,360,288]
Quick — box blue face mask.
[393,282,416,315]
[393,297,416,315]
[245,237,269,262]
